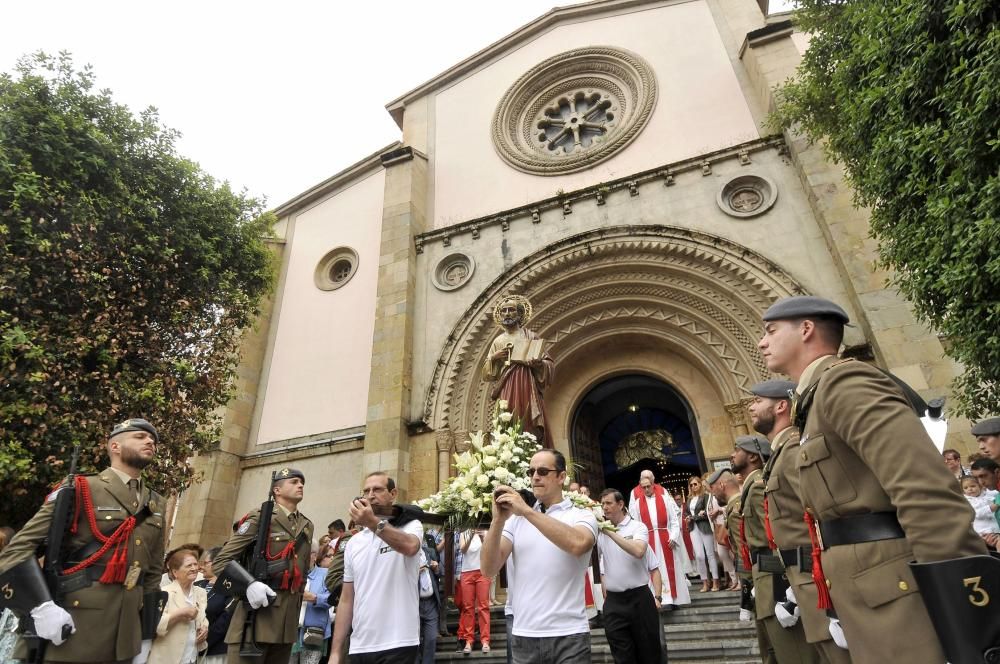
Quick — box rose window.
[492,47,658,175]
[537,91,614,154]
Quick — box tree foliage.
[773,1,1000,417]
[0,52,275,525]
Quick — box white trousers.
[690,527,720,581]
[716,541,736,579]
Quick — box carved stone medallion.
[432,252,475,292]
[717,174,778,218]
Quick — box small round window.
[315,247,359,291]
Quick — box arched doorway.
[571,375,704,500]
[424,225,809,467]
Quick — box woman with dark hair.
[196,546,230,664]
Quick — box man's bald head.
[639,470,656,497]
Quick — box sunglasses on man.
[527,467,559,477]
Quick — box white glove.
[738,607,753,622]
[750,584,756,599]
[829,618,849,649]
[132,638,153,664]
[247,581,276,609]
[775,601,800,628]
[785,586,797,604]
[30,601,75,645]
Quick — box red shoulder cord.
[803,511,833,610]
[263,522,303,592]
[738,517,752,570]
[62,477,135,584]
[763,497,777,550]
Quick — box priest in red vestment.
[628,470,691,607]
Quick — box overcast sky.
[4,0,793,207]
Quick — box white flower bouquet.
[565,490,617,532]
[418,401,541,529]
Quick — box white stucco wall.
[254,169,386,445]
[430,0,759,227]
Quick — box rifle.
[28,443,81,663]
[237,470,277,657]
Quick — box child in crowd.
[962,476,1000,536]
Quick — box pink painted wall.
[430,0,759,227]
[255,169,386,444]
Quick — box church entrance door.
[570,374,705,501]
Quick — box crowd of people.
[945,435,1000,549]
[1,295,999,664]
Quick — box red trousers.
[458,569,491,644]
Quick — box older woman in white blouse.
[149,549,208,664]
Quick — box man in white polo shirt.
[598,489,666,664]
[329,471,423,664]
[481,449,599,664]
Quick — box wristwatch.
[375,519,388,534]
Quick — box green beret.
[750,379,797,400]
[735,434,772,459]
[272,468,305,484]
[762,296,850,325]
[708,468,732,485]
[971,417,1000,436]
[109,418,159,443]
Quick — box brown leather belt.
[819,511,904,549]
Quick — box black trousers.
[349,645,419,664]
[603,585,667,664]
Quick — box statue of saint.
[482,295,555,447]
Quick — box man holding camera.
[480,449,598,664]
[329,472,423,664]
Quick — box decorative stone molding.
[435,429,455,452]
[415,137,786,250]
[432,253,475,292]
[314,247,359,291]
[724,400,754,428]
[492,47,657,175]
[717,174,778,218]
[422,226,808,435]
[453,430,471,455]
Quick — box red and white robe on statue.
[629,484,692,606]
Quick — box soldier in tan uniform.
[214,468,314,664]
[750,379,850,664]
[758,296,987,664]
[717,468,772,659]
[0,418,166,663]
[733,434,815,664]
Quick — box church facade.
[171,0,965,545]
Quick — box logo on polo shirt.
[379,545,392,555]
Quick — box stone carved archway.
[423,226,807,436]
